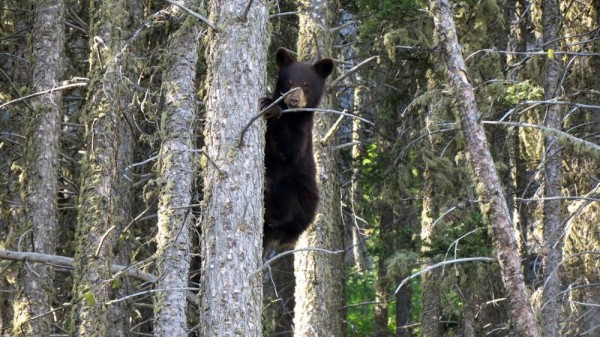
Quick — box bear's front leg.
[259,97,283,119]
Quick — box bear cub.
[260,47,334,248]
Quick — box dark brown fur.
[260,48,334,247]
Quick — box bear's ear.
[275,48,295,69]
[313,58,334,79]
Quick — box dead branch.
[483,120,600,153]
[165,0,218,30]
[0,81,88,110]
[257,246,344,273]
[328,55,378,91]
[394,257,496,294]
[0,249,156,283]
[237,88,301,147]
[282,107,374,125]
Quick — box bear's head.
[274,47,334,109]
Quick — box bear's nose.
[289,97,299,106]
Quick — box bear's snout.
[285,89,307,108]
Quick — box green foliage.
[83,292,96,307]
[423,211,492,258]
[502,80,544,105]
[354,0,421,34]
[385,250,420,281]
[345,269,377,336]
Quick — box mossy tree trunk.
[293,0,345,336]
[69,0,137,335]
[11,0,64,335]
[0,0,31,332]
[540,0,564,336]
[430,1,539,336]
[419,168,443,337]
[198,0,268,336]
[152,2,202,336]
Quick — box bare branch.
[329,20,356,33]
[240,0,254,21]
[465,48,600,62]
[328,55,378,90]
[165,0,218,31]
[0,250,156,284]
[483,120,600,153]
[283,107,374,125]
[269,11,298,19]
[0,80,88,110]
[256,247,344,273]
[320,114,345,144]
[237,88,302,147]
[394,257,496,294]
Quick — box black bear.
[260,47,334,248]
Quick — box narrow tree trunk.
[293,0,345,336]
[152,2,201,336]
[430,1,539,336]
[70,0,136,335]
[540,0,563,336]
[374,203,392,337]
[269,253,295,337]
[420,172,443,337]
[350,84,372,272]
[199,0,267,336]
[12,1,64,335]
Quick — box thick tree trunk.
[540,1,563,336]
[293,0,345,336]
[152,2,201,336]
[12,1,64,335]
[199,0,267,336]
[70,0,136,335]
[430,1,539,337]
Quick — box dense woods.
[1,0,599,336]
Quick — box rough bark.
[11,1,64,335]
[199,0,268,336]
[540,0,563,336]
[350,69,372,272]
[69,0,136,335]
[374,203,392,337]
[152,2,201,336]
[430,1,540,337]
[374,202,403,337]
[292,0,345,336]
[420,171,443,337]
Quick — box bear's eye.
[302,83,310,90]
[284,80,293,91]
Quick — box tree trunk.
[430,1,539,336]
[293,0,345,336]
[11,1,64,335]
[540,0,563,336]
[420,171,443,337]
[268,252,295,337]
[152,2,201,336]
[198,0,267,336]
[0,0,30,331]
[69,0,136,335]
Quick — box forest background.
[0,0,599,336]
